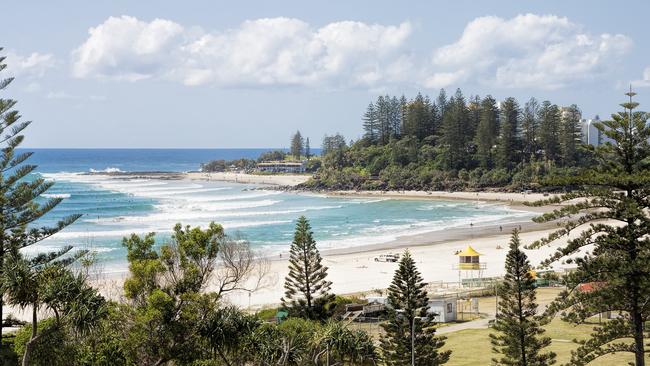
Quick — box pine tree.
[0,48,81,341]
[362,102,378,144]
[538,101,561,162]
[490,230,556,366]
[521,98,540,162]
[375,96,393,145]
[380,250,450,365]
[389,96,402,140]
[430,102,441,139]
[467,95,481,144]
[399,95,409,138]
[475,96,499,168]
[436,89,448,121]
[441,89,469,170]
[290,130,304,160]
[558,104,582,166]
[282,216,334,320]
[305,137,311,159]
[528,89,650,365]
[404,93,434,140]
[496,97,521,169]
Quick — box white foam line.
[48,228,172,240]
[137,187,230,196]
[42,193,71,199]
[47,219,293,240]
[184,199,282,211]
[180,191,282,202]
[84,205,343,224]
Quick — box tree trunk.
[216,347,232,366]
[22,305,38,366]
[0,296,3,347]
[633,309,645,366]
[0,244,4,346]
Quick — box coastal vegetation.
[303,90,590,191]
[380,250,450,365]
[490,230,556,365]
[0,48,105,365]
[282,216,335,320]
[3,47,650,366]
[527,90,650,365]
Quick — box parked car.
[374,254,399,262]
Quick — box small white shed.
[427,298,457,323]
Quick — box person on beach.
[499,225,503,232]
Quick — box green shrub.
[0,334,19,366]
[14,318,77,366]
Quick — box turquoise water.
[26,149,532,273]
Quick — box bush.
[14,318,77,366]
[255,307,279,321]
[0,334,18,366]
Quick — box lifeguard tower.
[453,245,486,287]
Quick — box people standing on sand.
[499,225,503,232]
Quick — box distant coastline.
[89,170,560,206]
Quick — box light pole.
[396,309,428,366]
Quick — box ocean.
[25,148,533,273]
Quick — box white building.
[427,298,457,323]
[256,161,306,173]
[580,116,604,146]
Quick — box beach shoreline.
[79,202,557,312]
[185,171,312,186]
[2,171,569,319]
[182,171,560,206]
[93,170,560,206]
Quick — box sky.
[3,0,650,148]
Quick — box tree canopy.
[282,216,335,320]
[528,89,650,365]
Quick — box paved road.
[436,316,493,334]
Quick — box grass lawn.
[442,317,643,365]
[344,287,647,364]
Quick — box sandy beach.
[216,217,578,310]
[184,172,559,204]
[177,175,569,309]
[3,173,572,322]
[186,171,311,186]
[82,191,565,313]
[327,189,559,204]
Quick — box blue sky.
[4,0,650,148]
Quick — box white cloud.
[71,14,633,91]
[426,14,632,89]
[71,15,413,88]
[4,51,55,78]
[23,82,42,93]
[47,91,106,101]
[631,66,650,87]
[72,16,184,81]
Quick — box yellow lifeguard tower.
[453,245,486,287]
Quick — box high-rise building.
[580,115,609,146]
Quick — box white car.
[374,254,400,262]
